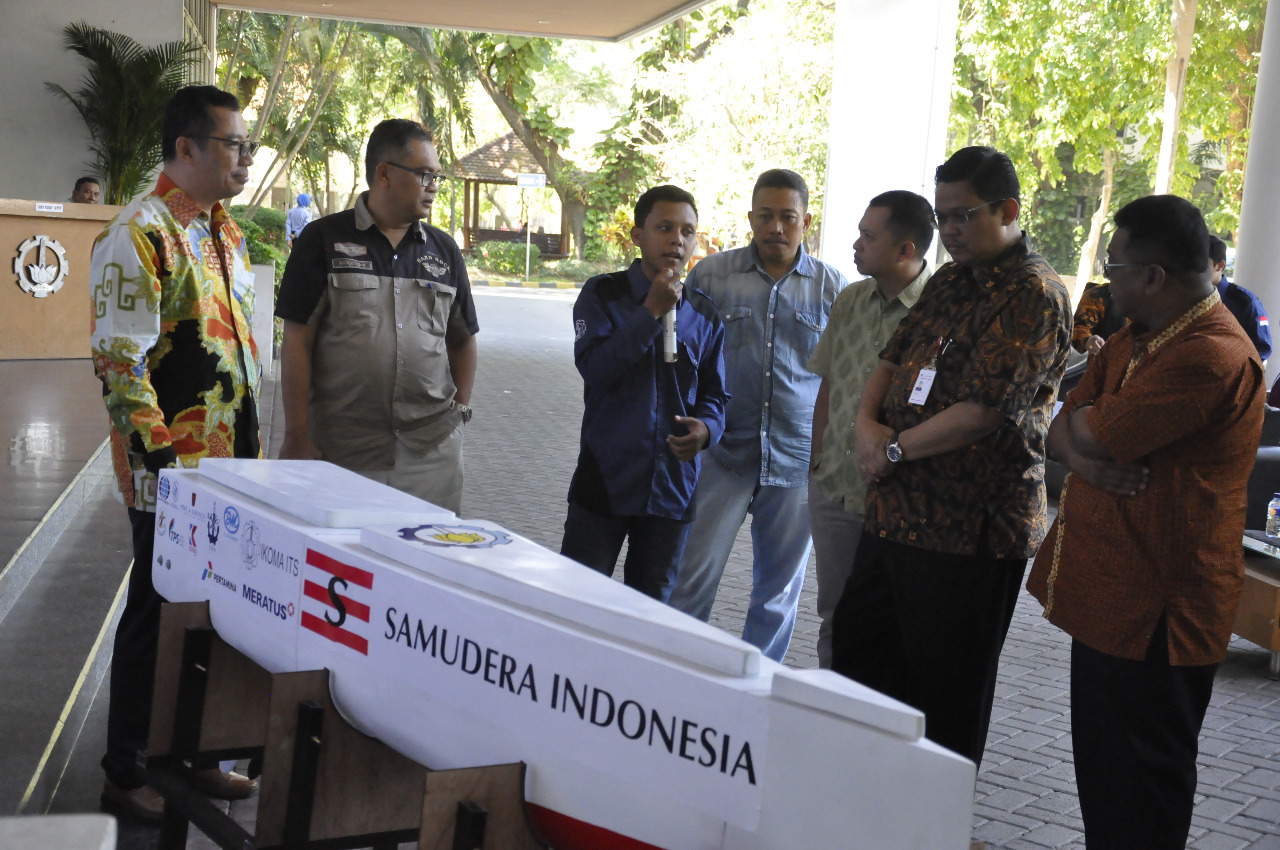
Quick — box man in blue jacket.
[1210,235,1270,365]
[561,185,728,600]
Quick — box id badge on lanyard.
[908,335,950,406]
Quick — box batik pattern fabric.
[866,237,1072,557]
[90,174,261,510]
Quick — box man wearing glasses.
[1027,196,1263,849]
[831,146,1072,768]
[277,119,477,513]
[91,85,261,821]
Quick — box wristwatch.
[452,401,473,424]
[885,434,904,463]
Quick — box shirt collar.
[354,191,427,243]
[154,173,228,229]
[743,241,815,279]
[870,261,932,308]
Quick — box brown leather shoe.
[101,779,164,823]
[189,767,258,800]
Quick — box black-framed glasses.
[934,198,1009,228]
[1103,262,1147,278]
[385,161,449,187]
[198,136,260,158]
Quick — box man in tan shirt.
[806,190,933,667]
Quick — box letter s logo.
[325,576,349,627]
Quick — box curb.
[472,278,582,290]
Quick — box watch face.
[886,441,903,463]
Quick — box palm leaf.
[46,22,200,204]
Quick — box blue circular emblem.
[396,524,513,549]
[223,506,241,535]
[157,476,171,501]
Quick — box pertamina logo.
[300,549,374,655]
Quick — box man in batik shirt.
[831,146,1072,767]
[91,85,261,821]
[1028,196,1263,849]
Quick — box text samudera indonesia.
[384,607,756,786]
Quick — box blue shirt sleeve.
[573,278,663,390]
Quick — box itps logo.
[300,549,373,655]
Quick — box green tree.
[47,22,199,204]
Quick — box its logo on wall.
[300,549,374,655]
[397,524,512,549]
[13,235,68,298]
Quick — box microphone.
[663,309,677,363]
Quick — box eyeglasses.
[934,199,1009,228]
[198,136,260,158]
[385,161,449,188]
[1102,262,1147,277]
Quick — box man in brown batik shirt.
[831,146,1072,768]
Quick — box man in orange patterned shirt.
[91,85,262,821]
[1027,195,1263,849]
[830,146,1072,767]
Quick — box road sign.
[517,172,547,189]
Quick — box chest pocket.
[328,274,379,328]
[720,305,753,350]
[795,310,826,362]
[416,279,456,336]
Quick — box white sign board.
[152,462,975,850]
[516,172,547,189]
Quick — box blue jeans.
[560,503,690,601]
[668,455,813,662]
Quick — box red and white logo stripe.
[300,549,374,655]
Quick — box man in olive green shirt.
[807,191,935,666]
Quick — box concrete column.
[817,0,960,278]
[1235,0,1280,388]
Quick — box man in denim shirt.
[669,169,847,661]
[562,185,728,600]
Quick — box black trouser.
[1071,617,1218,850]
[560,503,690,601]
[101,508,162,789]
[831,532,1026,766]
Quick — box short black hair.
[935,146,1021,205]
[752,169,809,209]
[366,119,435,184]
[1113,195,1210,279]
[162,86,242,162]
[1208,235,1227,266]
[868,190,935,257]
[74,176,100,192]
[634,184,697,228]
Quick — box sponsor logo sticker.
[223,506,241,536]
[396,524,513,549]
[300,549,374,655]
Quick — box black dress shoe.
[189,767,258,800]
[102,779,164,823]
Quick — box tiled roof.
[453,132,544,184]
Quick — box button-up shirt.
[808,263,931,512]
[568,261,728,519]
[1027,297,1264,664]
[868,237,1071,557]
[276,193,479,470]
[90,174,261,511]
[686,243,847,487]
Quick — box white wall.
[0,0,182,202]
[1234,0,1280,386]
[818,0,960,278]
